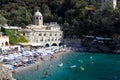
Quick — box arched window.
[5,41,8,46]
[36,40,38,43]
[50,34,52,36]
[55,34,57,36]
[39,33,42,36]
[40,38,43,41]
[1,43,4,46]
[51,38,54,41]
[36,16,39,19]
[40,17,41,19]
[60,34,62,36]
[48,39,50,41]
[44,33,46,36]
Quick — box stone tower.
[34,10,43,27]
[101,0,117,10]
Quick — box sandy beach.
[14,50,71,74]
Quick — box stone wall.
[63,38,82,47]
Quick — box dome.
[34,10,42,16]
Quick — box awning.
[18,43,32,46]
[30,43,43,46]
[18,42,43,46]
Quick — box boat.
[58,63,63,67]
[80,66,85,71]
[114,49,120,53]
[70,65,76,68]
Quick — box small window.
[44,33,46,36]
[39,33,42,36]
[48,39,50,41]
[36,17,39,19]
[36,40,38,42]
[55,34,57,36]
[23,33,25,36]
[40,39,43,41]
[58,38,61,41]
[51,39,54,41]
[50,34,52,36]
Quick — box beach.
[14,49,71,74]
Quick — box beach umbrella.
[21,51,30,57]
[3,56,10,60]
[13,53,19,58]
[8,54,15,60]
[37,49,44,55]
[25,51,33,56]
[46,50,54,54]
[32,51,39,56]
[22,58,28,62]
[3,56,10,63]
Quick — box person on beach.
[50,54,56,61]
[40,57,45,61]
[12,69,16,75]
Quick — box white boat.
[114,49,120,53]
[58,63,63,67]
[70,65,76,68]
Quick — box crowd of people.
[0,47,67,73]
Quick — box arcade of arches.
[45,43,62,47]
[1,41,9,47]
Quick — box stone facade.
[0,32,9,47]
[101,0,117,10]
[22,10,63,47]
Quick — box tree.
[0,14,7,25]
[8,7,32,27]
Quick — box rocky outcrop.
[81,37,119,53]
[88,44,111,53]
[0,63,13,80]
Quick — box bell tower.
[34,10,43,26]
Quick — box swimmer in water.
[44,71,49,78]
[90,56,93,59]
[66,61,70,64]
[78,60,83,63]
[48,64,52,69]
[36,65,39,71]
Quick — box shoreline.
[13,50,71,74]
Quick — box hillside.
[0,0,120,38]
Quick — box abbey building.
[22,10,63,47]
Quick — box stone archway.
[45,44,50,47]
[59,43,62,46]
[51,43,57,46]
[1,43,4,47]
[5,41,8,46]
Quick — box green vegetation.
[0,14,7,25]
[0,0,120,38]
[1,27,28,44]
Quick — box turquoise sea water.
[14,52,120,80]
